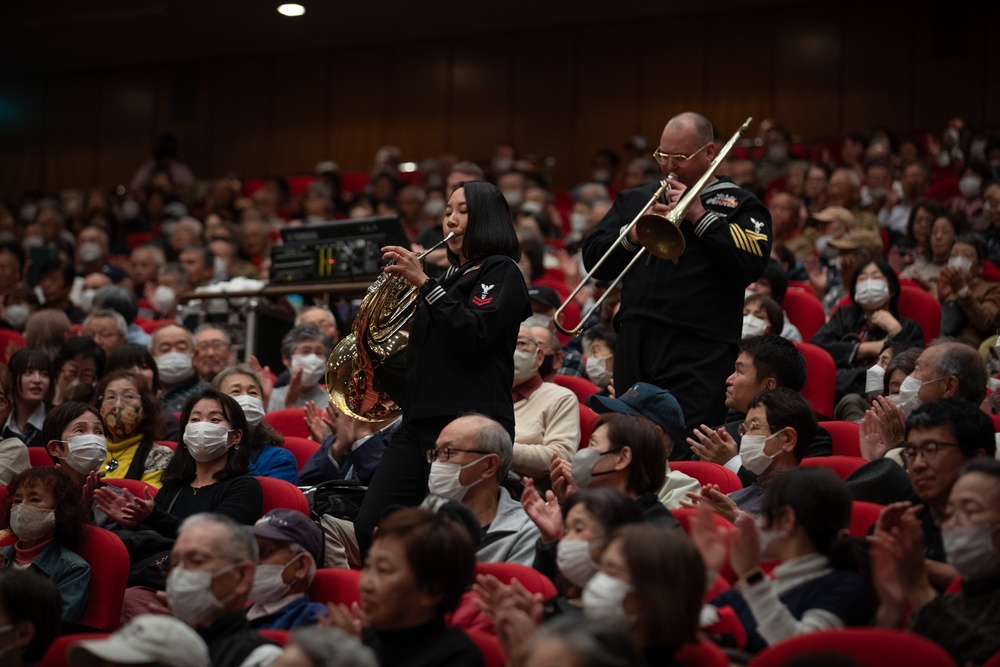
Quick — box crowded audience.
[2,114,1000,666]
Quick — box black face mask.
[539,354,554,377]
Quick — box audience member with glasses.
[683,388,817,522]
[880,398,996,592]
[582,111,772,440]
[94,371,172,489]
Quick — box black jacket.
[582,177,771,344]
[408,255,530,425]
[199,612,274,667]
[363,617,484,667]
[721,416,834,487]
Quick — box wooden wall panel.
[840,1,912,134]
[701,10,774,138]
[383,40,450,164]
[269,52,331,176]
[42,73,101,191]
[572,22,643,185]
[772,7,841,138]
[154,62,213,181]
[209,56,272,178]
[97,68,157,189]
[637,15,708,148]
[449,33,513,162]
[986,3,1000,129]
[509,26,577,185]
[0,79,45,197]
[327,46,390,172]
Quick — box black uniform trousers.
[614,317,736,460]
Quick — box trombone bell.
[634,213,686,260]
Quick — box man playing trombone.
[581,112,771,457]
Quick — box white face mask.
[520,201,543,217]
[742,313,768,337]
[556,539,601,587]
[740,431,781,475]
[291,354,326,388]
[79,242,104,264]
[9,504,56,542]
[854,278,890,309]
[79,288,97,313]
[571,447,618,489]
[582,571,633,621]
[586,355,612,389]
[570,212,590,233]
[156,352,194,385]
[167,564,237,626]
[502,190,523,208]
[423,199,446,218]
[959,176,982,199]
[5,305,29,328]
[121,200,141,220]
[233,395,265,431]
[60,434,108,475]
[815,235,837,260]
[154,285,177,312]
[249,554,303,604]
[183,422,232,462]
[948,256,973,277]
[865,363,886,394]
[895,374,933,416]
[427,457,488,501]
[512,349,538,382]
[943,523,1000,581]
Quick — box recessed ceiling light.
[277,4,305,17]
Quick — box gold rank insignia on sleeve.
[729,222,767,257]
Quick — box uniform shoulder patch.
[706,193,739,209]
[471,283,495,307]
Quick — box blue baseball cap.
[588,382,685,442]
[250,509,323,564]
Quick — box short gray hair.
[289,627,377,667]
[195,323,231,346]
[528,616,640,667]
[933,340,988,404]
[133,243,166,268]
[463,413,513,481]
[178,513,259,564]
[281,324,325,359]
[85,308,127,338]
[152,322,194,350]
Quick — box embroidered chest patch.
[471,283,495,307]
[706,194,738,208]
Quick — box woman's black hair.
[849,256,901,315]
[95,371,163,441]
[883,347,921,396]
[161,389,249,485]
[905,199,945,250]
[41,401,103,455]
[562,488,644,536]
[106,344,160,393]
[758,467,866,574]
[451,181,520,264]
[53,336,106,379]
[4,468,89,549]
[0,568,62,662]
[8,347,54,404]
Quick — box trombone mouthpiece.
[442,232,456,242]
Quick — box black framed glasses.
[900,441,962,465]
[426,447,489,464]
[652,142,709,166]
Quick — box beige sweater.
[513,380,581,479]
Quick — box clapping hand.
[520,478,563,543]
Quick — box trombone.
[553,116,753,336]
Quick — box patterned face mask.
[101,405,144,440]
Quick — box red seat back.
[255,476,310,515]
[676,638,730,667]
[553,375,601,403]
[77,526,130,631]
[793,342,836,417]
[819,420,862,457]
[259,629,290,646]
[140,319,179,335]
[799,456,868,480]
[281,436,321,471]
[154,440,177,450]
[897,284,940,345]
[102,477,158,498]
[308,567,362,607]
[669,461,742,494]
[0,329,25,365]
[781,288,826,341]
[39,633,106,667]
[786,280,814,295]
[748,628,957,667]
[849,500,883,537]
[475,562,558,600]
[578,404,599,449]
[264,408,311,439]
[28,447,54,467]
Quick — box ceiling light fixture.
[277,4,305,17]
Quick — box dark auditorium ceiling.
[2,0,808,78]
